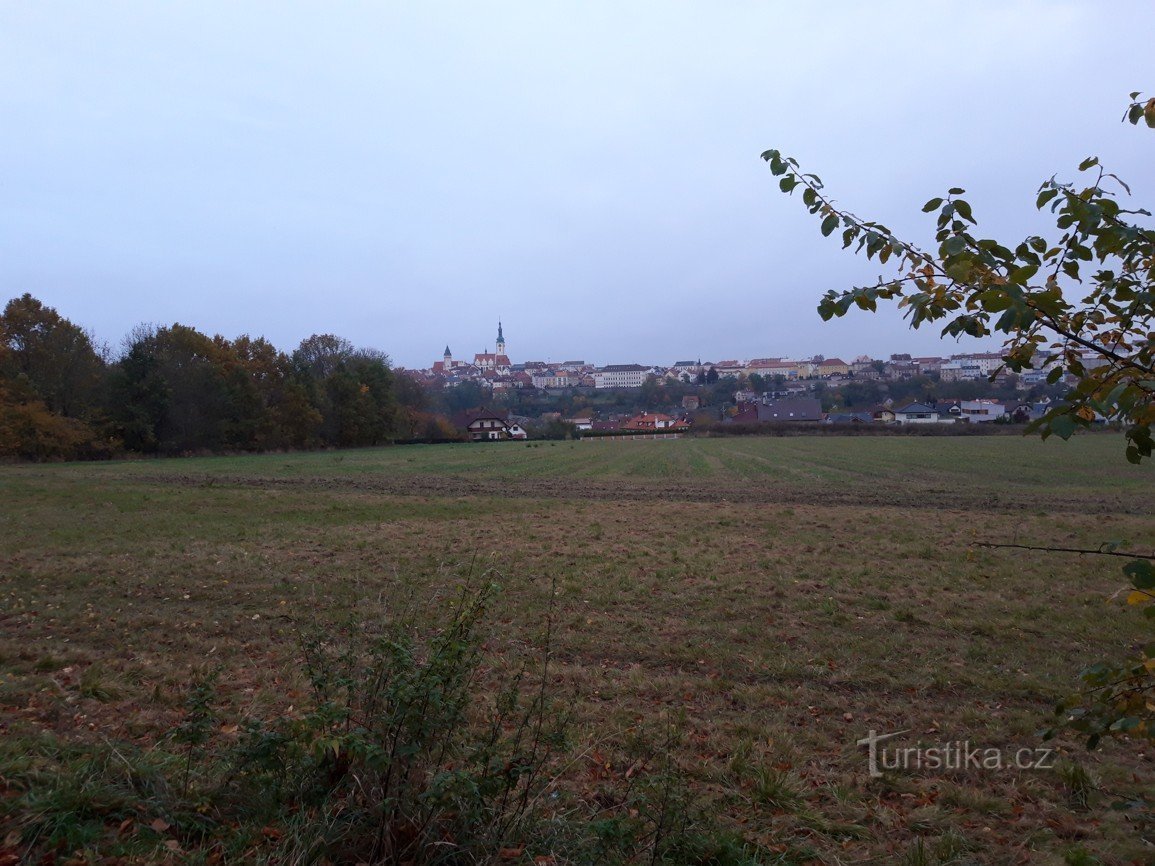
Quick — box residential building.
[850,356,882,378]
[956,399,1007,423]
[757,397,823,421]
[816,358,850,377]
[913,356,945,375]
[727,397,823,423]
[954,352,1003,376]
[713,360,745,378]
[593,364,649,388]
[623,412,676,430]
[460,408,517,441]
[939,360,983,382]
[894,402,954,424]
[531,370,576,389]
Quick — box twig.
[971,541,1155,561]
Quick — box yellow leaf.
[1127,590,1152,606]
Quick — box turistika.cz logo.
[856,729,1056,778]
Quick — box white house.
[593,364,649,388]
[894,402,955,424]
[956,400,1007,423]
[939,360,983,382]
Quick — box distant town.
[405,322,1093,440]
[0,294,1100,459]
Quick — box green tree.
[109,339,170,453]
[441,380,485,416]
[292,333,355,379]
[289,337,402,447]
[324,354,401,447]
[764,93,1155,749]
[837,380,883,408]
[115,324,236,453]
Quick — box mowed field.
[2,434,1153,864]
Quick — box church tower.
[495,321,506,357]
[443,345,452,367]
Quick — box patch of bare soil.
[145,472,1149,515]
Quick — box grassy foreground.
[1,435,1153,864]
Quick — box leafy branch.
[764,96,1155,751]
[762,99,1155,463]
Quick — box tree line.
[0,294,453,460]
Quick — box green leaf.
[1050,414,1078,440]
[779,176,798,193]
[948,187,965,195]
[977,290,1012,312]
[953,199,975,223]
[1078,156,1100,171]
[1036,188,1059,209]
[945,260,973,282]
[821,214,839,237]
[1124,560,1155,590]
[921,197,944,213]
[942,236,967,256]
[1009,264,1038,285]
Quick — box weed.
[1056,761,1096,810]
[33,655,63,673]
[751,767,804,812]
[1064,846,1105,865]
[902,838,933,866]
[78,664,124,702]
[168,667,218,798]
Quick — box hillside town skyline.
[408,320,1061,391]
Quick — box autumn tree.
[763,93,1155,746]
[0,294,109,459]
[291,336,402,447]
[227,335,320,449]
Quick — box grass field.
[2,434,1153,864]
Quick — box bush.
[1,575,774,864]
[225,579,566,863]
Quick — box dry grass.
[1,435,1153,863]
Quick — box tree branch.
[971,541,1155,561]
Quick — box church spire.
[495,320,506,356]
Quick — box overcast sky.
[2,1,1151,368]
